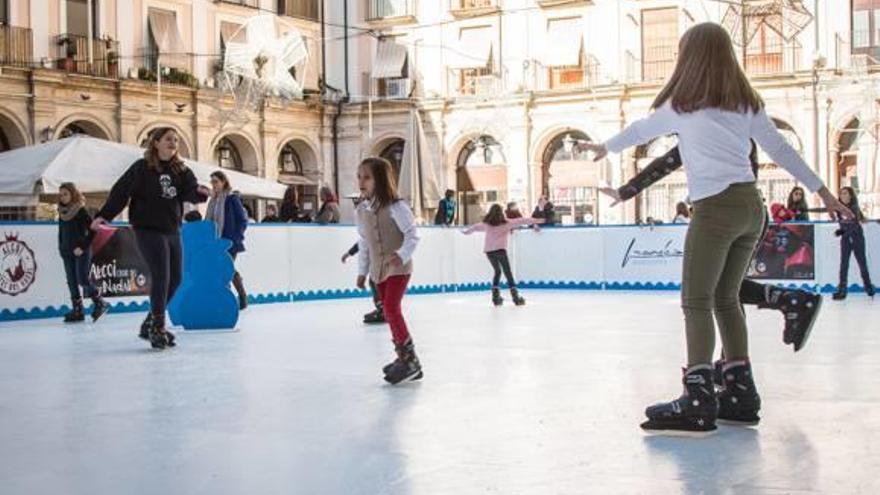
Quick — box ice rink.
[0,291,878,495]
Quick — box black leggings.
[487,249,516,288]
[135,229,182,317]
[840,228,873,288]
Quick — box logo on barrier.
[0,233,37,296]
[621,238,684,268]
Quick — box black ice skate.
[139,313,152,341]
[148,314,170,350]
[641,366,718,437]
[90,295,110,322]
[717,362,761,426]
[866,284,876,298]
[492,287,504,306]
[63,299,85,323]
[832,286,847,301]
[384,339,423,385]
[761,288,822,352]
[510,287,526,306]
[363,307,385,324]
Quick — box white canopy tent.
[0,136,287,205]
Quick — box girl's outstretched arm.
[462,223,487,235]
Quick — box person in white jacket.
[355,157,421,385]
[578,22,851,437]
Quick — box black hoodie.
[98,159,206,234]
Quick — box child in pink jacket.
[463,204,544,306]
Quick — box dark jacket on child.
[58,207,94,255]
[98,158,206,233]
[222,193,249,254]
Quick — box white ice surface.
[1,291,878,495]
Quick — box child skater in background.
[462,204,543,306]
[342,242,385,324]
[579,22,850,436]
[355,157,422,385]
[832,186,875,300]
[57,182,109,323]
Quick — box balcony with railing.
[532,57,600,92]
[216,0,261,7]
[135,47,199,88]
[535,0,593,8]
[449,0,500,19]
[367,0,417,24]
[53,35,120,78]
[837,31,880,73]
[743,43,801,77]
[278,0,319,21]
[0,24,33,68]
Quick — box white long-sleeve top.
[605,104,824,202]
[356,199,420,277]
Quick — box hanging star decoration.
[217,14,310,116]
[720,0,813,46]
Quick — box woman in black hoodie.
[92,128,209,349]
[58,182,108,323]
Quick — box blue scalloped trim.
[0,279,836,322]
[605,281,681,291]
[819,283,870,294]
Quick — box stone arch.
[0,110,30,151]
[211,131,261,175]
[54,113,114,141]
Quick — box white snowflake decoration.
[210,15,310,127]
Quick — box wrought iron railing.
[0,24,33,68]
[53,34,120,78]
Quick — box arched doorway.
[214,133,261,218]
[541,130,597,224]
[835,116,878,217]
[456,135,507,224]
[138,127,192,158]
[57,120,110,140]
[633,135,684,223]
[755,118,803,207]
[378,138,405,180]
[277,139,320,215]
[0,114,27,152]
[214,134,259,175]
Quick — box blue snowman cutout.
[168,220,239,330]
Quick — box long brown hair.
[483,204,506,226]
[210,170,231,191]
[652,23,764,114]
[360,157,399,208]
[839,186,865,221]
[144,127,186,174]
[58,182,84,205]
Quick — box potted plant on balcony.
[57,35,78,72]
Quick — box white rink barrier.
[1,221,877,321]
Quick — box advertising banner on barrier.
[89,226,151,297]
[602,225,686,287]
[749,224,816,280]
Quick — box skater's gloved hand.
[90,217,108,231]
[356,275,367,290]
[389,253,403,267]
[818,187,854,221]
[341,253,350,263]
[73,247,84,257]
[834,229,844,237]
[197,185,212,199]
[599,187,623,207]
